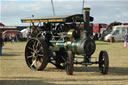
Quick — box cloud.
[1,1,52,25]
[1,0,84,25]
[1,0,128,26]
[86,1,128,23]
[1,0,83,17]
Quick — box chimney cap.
[83,8,90,12]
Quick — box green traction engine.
[21,8,109,75]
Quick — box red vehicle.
[93,24,107,34]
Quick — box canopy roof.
[21,14,93,23]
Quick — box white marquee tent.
[20,28,29,38]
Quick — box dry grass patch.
[0,41,128,85]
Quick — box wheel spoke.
[37,48,43,53]
[28,46,34,51]
[33,40,37,50]
[30,59,37,67]
[38,54,44,56]
[31,52,34,54]
[35,60,38,66]
[27,55,33,59]
[32,45,35,50]
[36,41,40,49]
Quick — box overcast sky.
[0,0,128,26]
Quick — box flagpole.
[51,0,56,16]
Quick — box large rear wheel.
[25,38,49,70]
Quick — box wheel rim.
[99,56,105,72]
[25,39,44,70]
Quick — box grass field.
[0,41,128,85]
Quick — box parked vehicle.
[104,25,128,41]
[99,29,112,41]
[99,21,122,41]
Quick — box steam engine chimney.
[83,8,90,32]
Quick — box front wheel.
[25,38,49,70]
[99,50,109,74]
[65,51,74,75]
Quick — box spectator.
[0,33,4,56]
[124,34,128,47]
[9,34,12,43]
[16,33,20,42]
[93,33,99,40]
[12,34,15,43]
[4,34,8,43]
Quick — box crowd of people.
[3,33,21,43]
[0,32,22,56]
